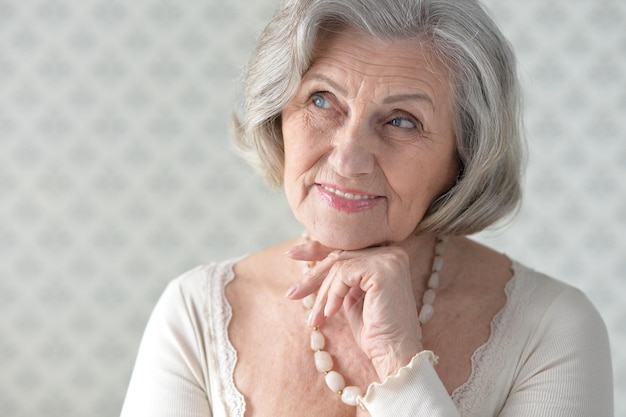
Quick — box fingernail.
[285,284,298,298]
[284,245,304,258]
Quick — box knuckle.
[345,272,361,286]
[327,250,344,262]
[302,269,323,286]
[384,247,408,264]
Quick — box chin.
[307,225,390,251]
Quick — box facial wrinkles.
[300,62,450,197]
[309,40,450,173]
[308,56,442,131]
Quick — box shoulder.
[498,262,613,415]
[509,262,608,343]
[171,259,240,293]
[454,237,605,332]
[155,259,242,319]
[506,261,612,395]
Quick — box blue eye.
[389,117,416,129]
[312,94,331,109]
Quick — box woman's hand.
[285,240,423,380]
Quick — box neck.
[396,233,440,294]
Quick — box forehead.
[305,29,451,100]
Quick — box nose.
[327,121,376,178]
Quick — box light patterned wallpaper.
[0,1,623,416]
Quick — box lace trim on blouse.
[204,259,246,417]
[451,261,535,416]
[206,258,530,417]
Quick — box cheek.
[282,117,314,199]
[283,115,331,176]
[281,116,303,175]
[388,151,457,208]
[282,111,308,158]
[282,137,309,181]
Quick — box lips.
[318,184,378,200]
[315,183,383,212]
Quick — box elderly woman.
[120,0,613,416]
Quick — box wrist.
[370,344,423,381]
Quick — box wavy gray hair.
[234,0,525,235]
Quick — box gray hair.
[234,0,525,236]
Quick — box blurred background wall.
[0,0,624,416]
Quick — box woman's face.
[282,30,458,250]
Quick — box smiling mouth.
[317,184,379,200]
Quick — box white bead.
[428,272,440,289]
[302,293,316,309]
[419,303,434,324]
[314,351,333,372]
[423,289,436,305]
[311,330,325,351]
[341,386,363,406]
[325,371,345,393]
[433,255,444,272]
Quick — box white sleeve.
[359,350,460,416]
[498,287,613,417]
[120,276,212,417]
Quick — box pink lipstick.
[316,183,383,213]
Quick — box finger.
[284,240,334,262]
[285,250,343,299]
[306,273,330,326]
[309,259,363,326]
[324,273,356,318]
[342,284,366,313]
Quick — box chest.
[225,271,505,417]
[227,288,379,416]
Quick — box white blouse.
[120,259,613,417]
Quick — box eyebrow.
[305,73,348,96]
[383,93,433,108]
[304,73,434,108]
